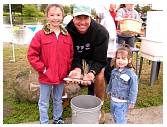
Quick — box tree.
[3,4,22,13]
[141,5,152,13]
[40,4,48,14]
[22,4,44,17]
[135,4,141,12]
[3,4,9,12]
[63,5,72,15]
[91,8,96,17]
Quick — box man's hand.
[81,72,95,86]
[66,68,82,84]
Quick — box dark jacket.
[27,24,74,84]
[66,19,109,74]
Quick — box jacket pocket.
[62,40,72,62]
[41,41,53,45]
[45,68,57,83]
[59,59,68,80]
[120,78,129,86]
[63,40,71,45]
[41,41,55,66]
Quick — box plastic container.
[71,95,101,124]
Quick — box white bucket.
[71,95,102,124]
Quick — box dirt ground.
[64,105,163,124]
[25,105,162,124]
[105,105,163,124]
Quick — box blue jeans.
[110,99,128,124]
[117,35,135,47]
[38,84,64,124]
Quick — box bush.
[23,4,44,17]
[13,12,22,17]
[3,12,9,16]
[38,12,44,17]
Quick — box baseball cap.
[73,4,91,17]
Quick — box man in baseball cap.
[73,4,92,17]
[66,4,109,124]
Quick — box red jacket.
[27,24,74,84]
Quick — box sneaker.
[53,118,64,124]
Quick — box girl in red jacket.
[27,4,74,124]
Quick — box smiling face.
[47,6,64,29]
[115,50,132,69]
[73,15,91,34]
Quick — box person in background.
[99,5,117,84]
[116,4,141,47]
[66,4,109,124]
[27,4,74,124]
[106,44,138,124]
[118,4,126,9]
[109,4,118,29]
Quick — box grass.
[3,44,163,124]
